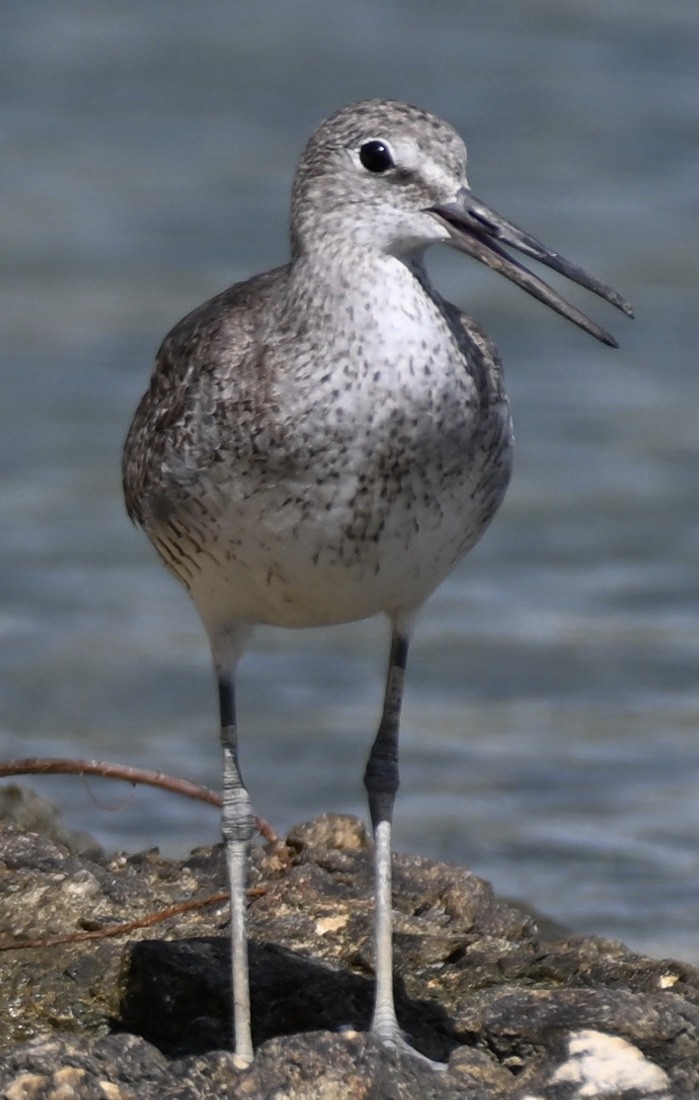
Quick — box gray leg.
[217,671,255,1066]
[363,627,409,1044]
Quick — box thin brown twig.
[0,757,221,805]
[0,757,279,844]
[0,891,231,951]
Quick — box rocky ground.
[0,786,697,1098]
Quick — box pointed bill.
[428,189,634,347]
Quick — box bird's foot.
[370,1023,447,1071]
[231,1051,253,1071]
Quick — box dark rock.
[0,800,696,1097]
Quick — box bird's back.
[123,265,288,530]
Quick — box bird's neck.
[284,241,434,322]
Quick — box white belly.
[162,398,513,632]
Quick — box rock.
[0,783,103,858]
[0,797,698,1097]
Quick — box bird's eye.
[359,140,395,174]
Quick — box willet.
[122,99,633,1066]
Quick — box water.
[2,1,698,963]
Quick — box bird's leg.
[363,626,409,1045]
[217,671,255,1067]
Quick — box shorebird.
[123,99,633,1065]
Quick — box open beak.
[428,188,634,347]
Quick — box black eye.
[359,140,395,174]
